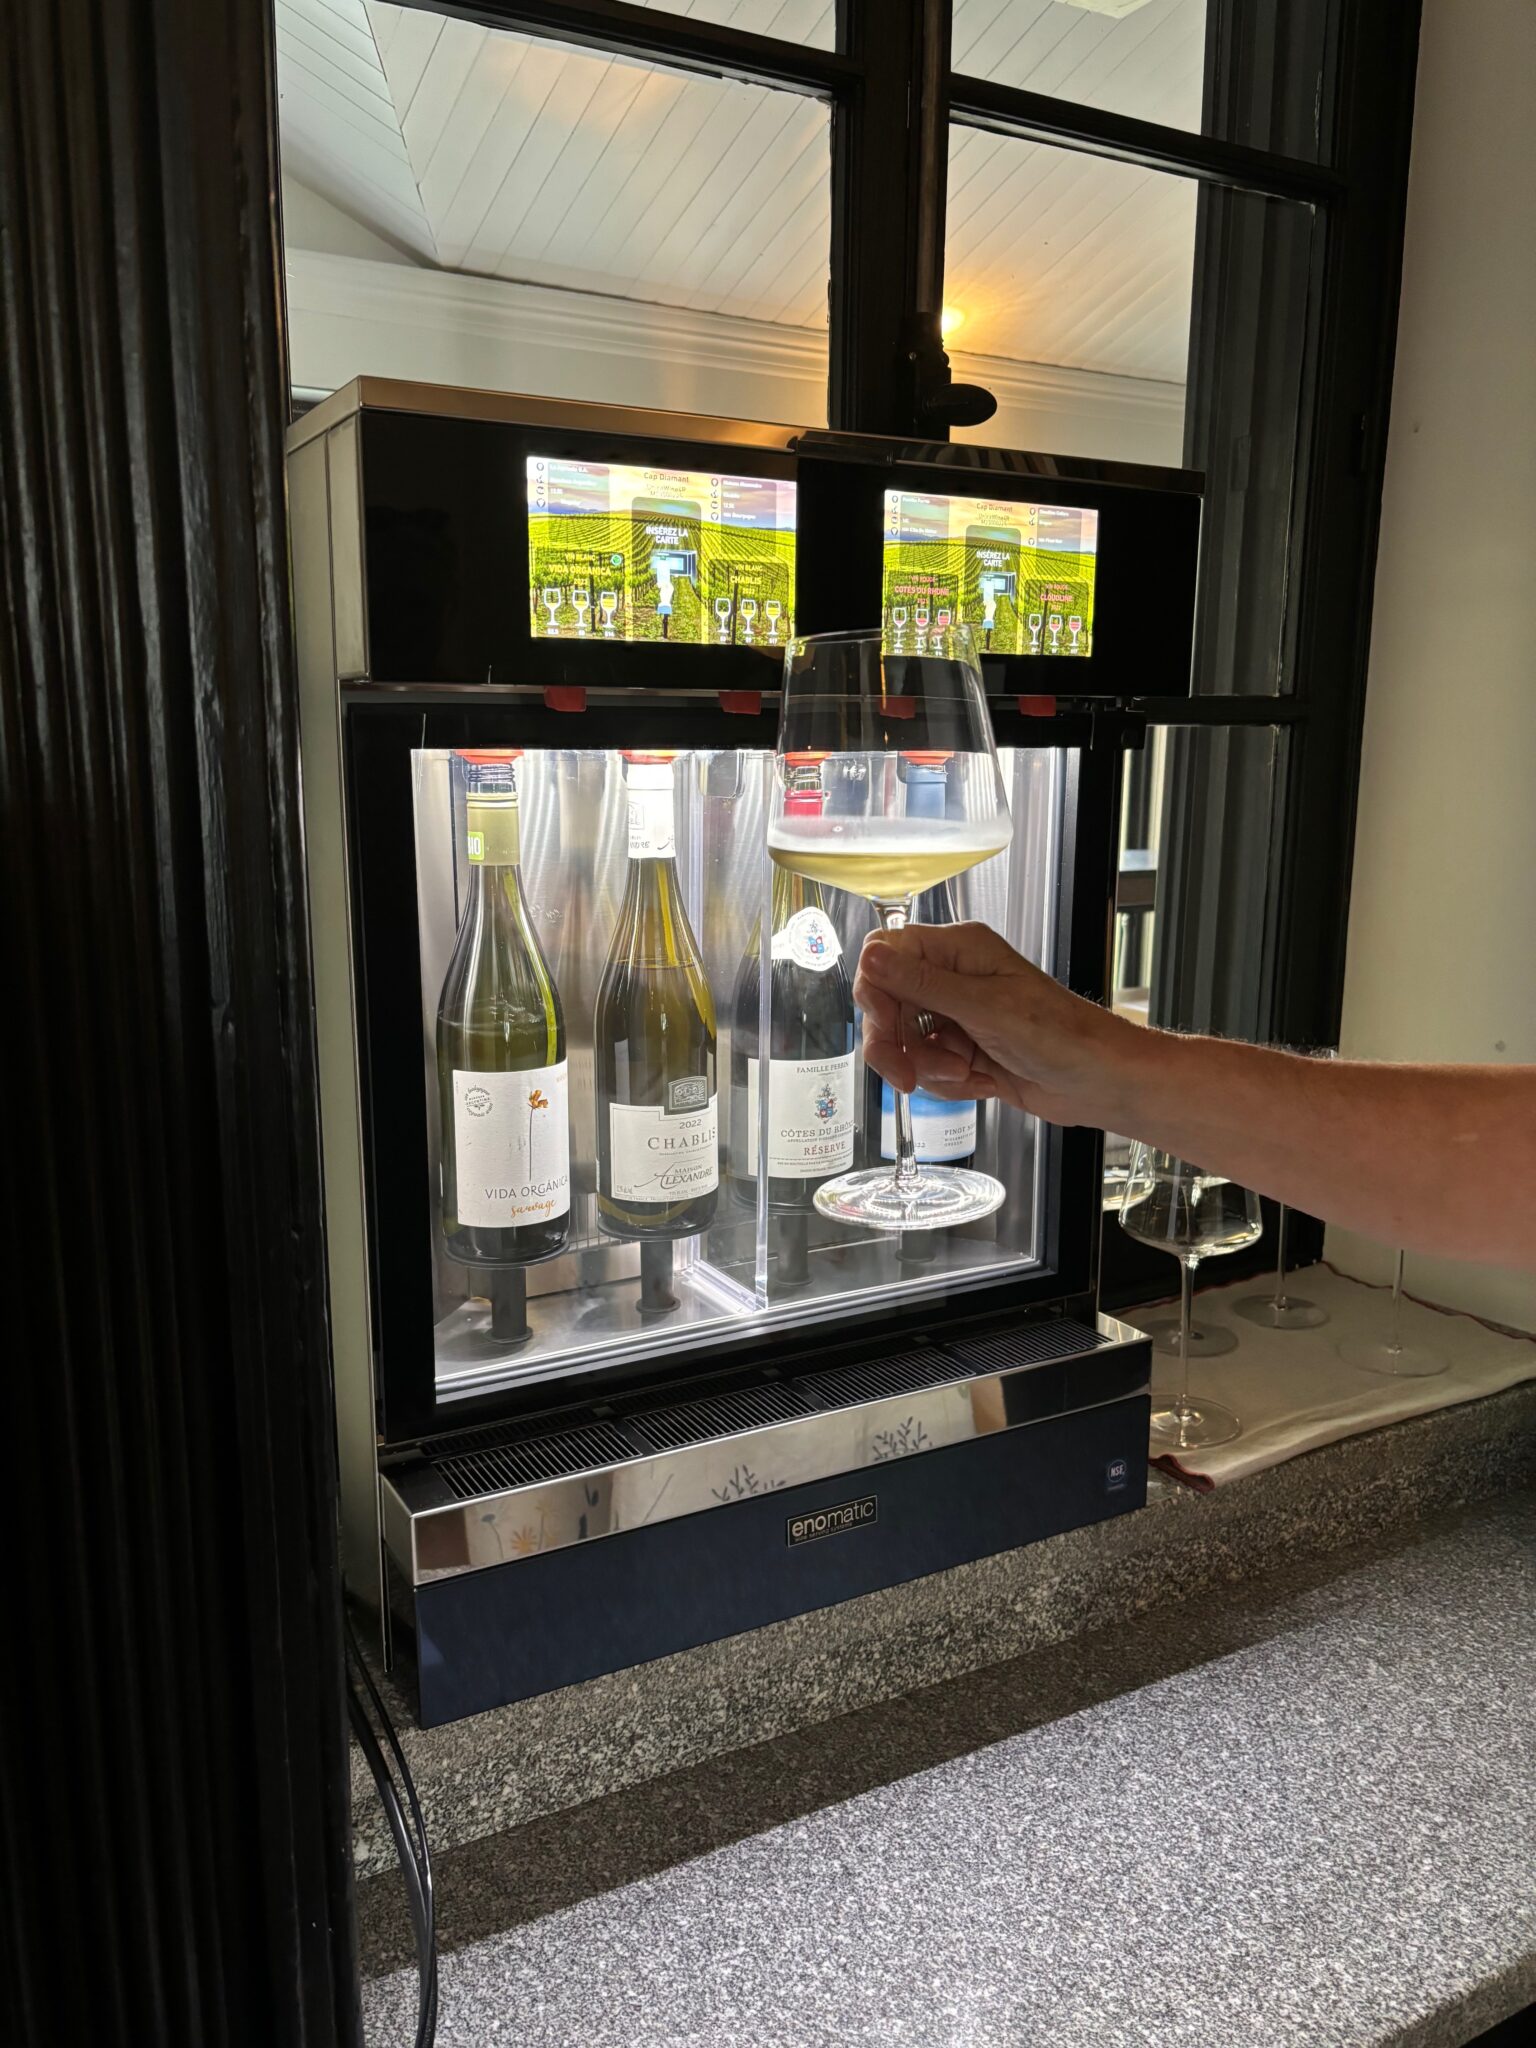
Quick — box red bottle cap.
[454,748,523,763]
[900,750,953,766]
[621,750,678,764]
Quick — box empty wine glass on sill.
[1234,1199,1329,1331]
[1339,1249,1447,1378]
[1236,1046,1333,1332]
[1120,1145,1264,1450]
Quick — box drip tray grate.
[625,1380,814,1453]
[796,1346,962,1412]
[940,1318,1108,1374]
[426,1420,636,1502]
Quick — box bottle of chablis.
[594,751,719,1239]
[731,754,856,1209]
[436,751,570,1264]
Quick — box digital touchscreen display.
[882,489,1100,657]
[528,456,797,647]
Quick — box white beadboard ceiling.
[277,0,1204,384]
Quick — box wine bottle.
[731,756,856,1210]
[594,752,719,1239]
[865,753,979,1171]
[436,752,570,1265]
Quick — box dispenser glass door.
[411,744,1071,1401]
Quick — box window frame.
[354,0,1426,1295]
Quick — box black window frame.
[350,0,1425,1300]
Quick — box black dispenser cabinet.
[288,379,1198,1726]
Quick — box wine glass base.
[812,1164,1005,1232]
[1139,1315,1239,1359]
[1149,1392,1241,1451]
[1340,1335,1448,1378]
[1234,1293,1330,1332]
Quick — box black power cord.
[346,1617,438,2048]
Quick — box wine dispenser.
[288,380,1199,1727]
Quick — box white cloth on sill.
[1133,1263,1536,1485]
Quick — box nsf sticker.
[1106,1457,1130,1492]
[773,906,842,973]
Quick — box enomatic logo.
[786,1495,878,1548]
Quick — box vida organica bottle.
[436,751,571,1265]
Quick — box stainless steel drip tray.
[381,1313,1150,1588]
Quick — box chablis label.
[453,1062,570,1227]
[608,1093,719,1202]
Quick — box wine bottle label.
[746,1053,856,1178]
[452,1062,570,1228]
[608,1093,718,1202]
[769,906,842,972]
[465,796,521,866]
[881,1083,977,1164]
[626,787,676,860]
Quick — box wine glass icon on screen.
[541,587,563,635]
[571,585,591,637]
[766,620,1012,1233]
[598,589,619,637]
[1120,1146,1263,1449]
[1067,614,1083,652]
[714,597,734,643]
[1026,612,1044,652]
[889,606,908,651]
[739,597,758,643]
[1047,615,1064,654]
[764,598,783,643]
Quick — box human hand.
[853,922,1130,1129]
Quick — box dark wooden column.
[0,1,360,2043]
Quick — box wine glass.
[1339,1249,1447,1377]
[1236,1047,1333,1331]
[1120,1145,1263,1449]
[768,623,1011,1231]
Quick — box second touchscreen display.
[883,489,1100,657]
[528,455,797,647]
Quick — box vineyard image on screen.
[882,489,1099,657]
[528,456,797,647]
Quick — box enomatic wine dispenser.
[288,380,1200,1727]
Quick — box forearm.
[1092,1027,1536,1271]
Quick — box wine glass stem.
[1274,1201,1289,1308]
[1178,1257,1195,1415]
[1389,1247,1405,1355]
[879,899,921,1194]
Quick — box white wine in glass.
[766,624,1012,1232]
[1120,1145,1263,1450]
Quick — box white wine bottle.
[731,755,855,1212]
[594,752,719,1239]
[436,752,570,1265]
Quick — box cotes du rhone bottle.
[593,752,719,1239]
[866,752,978,1173]
[436,751,570,1264]
[731,754,856,1209]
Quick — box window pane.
[944,131,1196,465]
[1104,722,1283,1203]
[945,128,1314,691]
[951,0,1331,163]
[277,3,831,423]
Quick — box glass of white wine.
[1120,1145,1263,1449]
[767,623,1012,1231]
